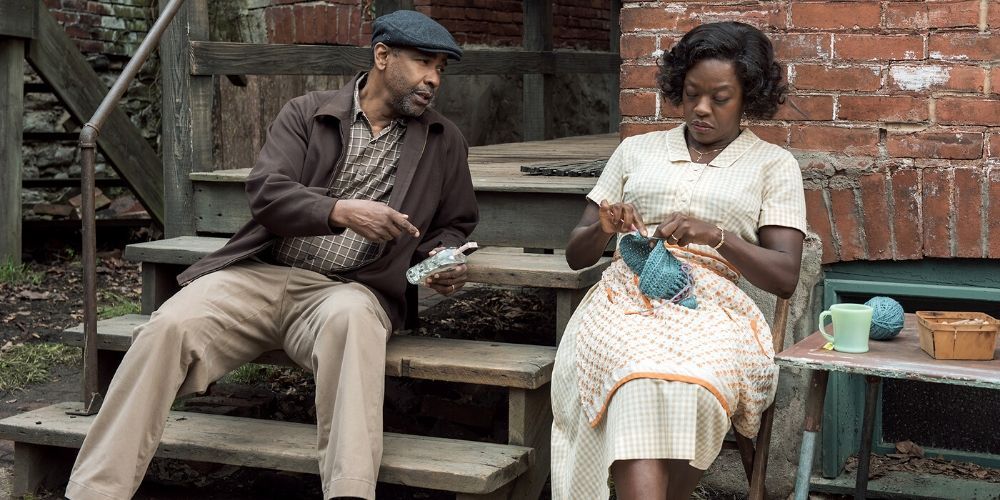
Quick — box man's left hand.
[425,247,468,296]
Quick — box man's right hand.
[330,199,420,242]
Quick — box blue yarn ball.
[866,296,905,340]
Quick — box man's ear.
[373,42,391,71]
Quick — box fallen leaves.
[846,441,1000,483]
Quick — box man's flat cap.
[371,10,463,61]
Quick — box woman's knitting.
[618,233,697,309]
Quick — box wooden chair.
[722,297,790,500]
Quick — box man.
[66,10,477,500]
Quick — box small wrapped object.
[406,242,478,285]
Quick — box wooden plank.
[776,314,1000,390]
[608,0,621,133]
[0,402,533,495]
[25,7,164,224]
[505,387,551,500]
[0,0,37,39]
[374,0,414,17]
[61,315,557,389]
[160,0,211,237]
[522,0,552,141]
[810,470,1000,499]
[124,236,606,289]
[0,38,24,264]
[190,41,619,76]
[12,442,74,497]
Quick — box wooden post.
[0,37,25,265]
[522,0,552,142]
[160,0,212,238]
[608,0,621,133]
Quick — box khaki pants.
[65,260,391,500]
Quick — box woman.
[551,21,806,499]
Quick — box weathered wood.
[0,402,533,495]
[506,386,551,500]
[190,41,620,77]
[140,262,183,313]
[608,0,621,133]
[522,0,552,141]
[734,433,755,484]
[556,288,589,341]
[124,237,609,290]
[11,442,74,497]
[775,314,1000,390]
[160,0,212,237]
[0,38,24,264]
[374,0,414,17]
[25,7,164,224]
[855,376,881,499]
[809,470,1000,499]
[62,315,557,389]
[0,0,37,39]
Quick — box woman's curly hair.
[657,21,786,119]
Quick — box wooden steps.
[0,402,533,496]
[124,236,609,289]
[62,314,556,389]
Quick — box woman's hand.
[653,212,723,248]
[598,200,648,236]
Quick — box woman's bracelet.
[712,224,726,250]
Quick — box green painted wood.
[190,42,620,77]
[0,38,24,264]
[0,0,37,39]
[824,259,1000,289]
[160,0,211,237]
[0,402,533,495]
[61,314,556,389]
[820,275,1000,478]
[810,469,1000,499]
[25,6,164,224]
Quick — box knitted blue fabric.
[619,233,697,309]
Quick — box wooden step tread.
[125,236,609,288]
[0,402,532,495]
[62,315,555,389]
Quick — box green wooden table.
[775,313,1000,499]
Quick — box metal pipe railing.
[75,0,188,415]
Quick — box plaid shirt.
[271,74,407,274]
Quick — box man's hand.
[330,200,420,242]
[425,247,467,296]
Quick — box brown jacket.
[178,75,479,330]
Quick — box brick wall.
[263,1,612,50]
[42,0,153,56]
[620,1,1000,263]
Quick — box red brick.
[773,95,834,121]
[887,64,985,93]
[772,33,831,61]
[930,33,1000,61]
[804,189,838,263]
[953,169,985,257]
[937,98,1000,126]
[620,92,656,117]
[887,130,984,160]
[990,131,1000,157]
[791,2,880,30]
[620,35,656,60]
[921,169,952,257]
[991,67,1000,95]
[620,64,659,90]
[790,125,879,155]
[830,188,865,262]
[860,173,892,260]
[748,124,790,146]
[884,0,981,29]
[834,35,924,61]
[621,4,785,33]
[619,121,676,140]
[266,7,294,44]
[793,64,881,91]
[838,96,929,123]
[992,0,1000,29]
[891,169,923,259]
[660,99,683,119]
[990,169,1000,257]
